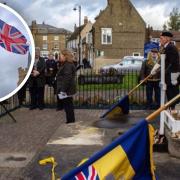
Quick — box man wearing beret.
[159,31,180,108]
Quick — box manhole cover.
[6,156,26,161]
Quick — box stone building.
[17,67,27,86]
[30,21,71,57]
[67,16,93,65]
[93,0,146,59]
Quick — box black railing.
[24,69,148,109]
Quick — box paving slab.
[0,108,180,180]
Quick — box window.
[133,52,141,56]
[41,51,49,57]
[42,44,48,50]
[151,38,160,43]
[101,28,112,45]
[54,36,59,41]
[96,50,104,57]
[43,35,47,41]
[86,33,92,44]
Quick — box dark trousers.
[29,86,44,108]
[146,81,160,106]
[17,84,26,105]
[166,84,179,108]
[59,97,75,123]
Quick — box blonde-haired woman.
[56,49,76,123]
[140,48,161,109]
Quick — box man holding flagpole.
[151,31,180,108]
[159,31,180,108]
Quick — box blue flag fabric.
[61,119,156,180]
[100,95,129,119]
[0,19,29,54]
[144,42,159,58]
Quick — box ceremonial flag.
[100,95,129,119]
[61,119,156,180]
[0,19,29,54]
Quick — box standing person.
[159,31,180,108]
[46,53,57,87]
[140,48,161,109]
[56,49,76,123]
[28,48,46,110]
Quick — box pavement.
[0,108,180,180]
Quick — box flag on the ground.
[0,19,29,54]
[61,119,156,180]
[100,95,129,119]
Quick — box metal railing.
[24,69,148,109]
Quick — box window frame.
[42,43,48,50]
[43,35,48,41]
[101,28,112,45]
[54,36,59,41]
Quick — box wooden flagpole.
[146,94,180,121]
[128,74,152,96]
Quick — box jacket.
[164,43,180,85]
[28,57,46,87]
[140,59,160,82]
[56,61,76,95]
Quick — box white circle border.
[0,3,35,102]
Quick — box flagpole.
[159,54,166,134]
[128,74,152,96]
[146,94,180,122]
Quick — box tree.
[167,8,180,31]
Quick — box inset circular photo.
[0,3,35,102]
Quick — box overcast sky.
[0,0,179,31]
[0,5,32,100]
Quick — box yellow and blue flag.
[61,119,156,180]
[100,95,129,119]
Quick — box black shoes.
[66,121,75,124]
[39,107,44,110]
[29,106,37,110]
[29,105,44,110]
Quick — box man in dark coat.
[28,48,46,110]
[159,31,180,108]
[45,54,57,87]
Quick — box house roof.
[94,0,145,25]
[68,24,86,41]
[30,22,71,35]
[150,30,180,42]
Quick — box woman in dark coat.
[56,49,76,123]
[140,49,161,109]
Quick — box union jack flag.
[0,19,29,55]
[72,165,99,180]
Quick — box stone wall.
[93,0,146,59]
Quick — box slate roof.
[30,22,71,35]
[68,25,86,41]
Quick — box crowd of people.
[140,31,180,109]
[17,31,179,124]
[18,48,78,124]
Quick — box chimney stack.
[84,16,88,25]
